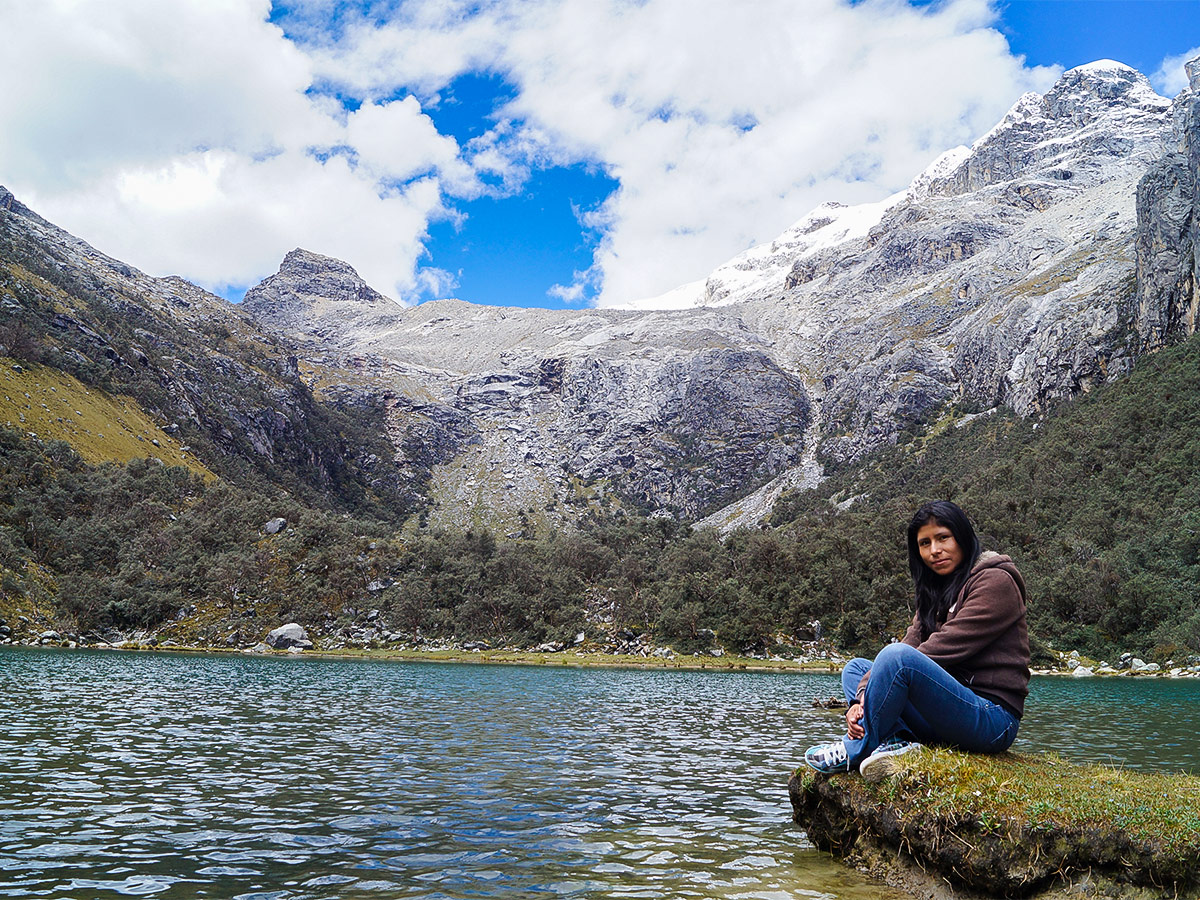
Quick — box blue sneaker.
[804,739,850,774]
[858,739,922,782]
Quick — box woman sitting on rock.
[804,500,1031,781]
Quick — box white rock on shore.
[264,623,313,651]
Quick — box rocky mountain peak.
[279,247,355,277]
[258,248,391,306]
[1186,55,1200,93]
[1042,60,1166,127]
[922,60,1169,200]
[663,62,1173,314]
[242,248,399,339]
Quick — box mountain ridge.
[4,60,1200,660]
[0,184,416,518]
[232,58,1196,531]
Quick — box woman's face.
[916,520,964,576]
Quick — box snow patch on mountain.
[620,61,1171,314]
[695,194,906,308]
[627,277,709,310]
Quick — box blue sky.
[4,1,1200,311]
[999,1,1200,76]
[371,0,1200,308]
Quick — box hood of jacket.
[966,550,1028,606]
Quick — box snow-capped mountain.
[660,60,1169,313]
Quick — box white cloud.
[344,97,475,192]
[1152,45,1200,96]
[0,0,475,301]
[0,0,314,186]
[306,0,1059,306]
[45,149,446,298]
[547,278,588,305]
[1,0,1060,308]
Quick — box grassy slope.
[0,360,213,477]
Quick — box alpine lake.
[3,647,1197,900]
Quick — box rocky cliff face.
[1132,58,1200,352]
[239,60,1192,531]
[723,61,1171,469]
[243,250,814,525]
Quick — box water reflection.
[2,648,1195,899]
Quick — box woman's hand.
[846,702,865,740]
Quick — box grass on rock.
[794,747,1200,893]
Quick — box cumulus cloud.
[2,0,1058,307]
[49,148,447,297]
[345,97,474,191]
[1152,45,1200,96]
[0,0,471,300]
[304,0,1058,306]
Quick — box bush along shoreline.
[790,749,1200,900]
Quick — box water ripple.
[3,648,1195,899]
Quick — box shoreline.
[6,639,1200,678]
[0,641,848,674]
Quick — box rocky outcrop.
[790,752,1200,900]
[415,342,810,521]
[243,248,401,343]
[1132,57,1200,352]
[265,623,312,650]
[558,348,810,515]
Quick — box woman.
[804,500,1030,781]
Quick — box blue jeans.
[840,643,1019,767]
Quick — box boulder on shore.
[264,623,312,650]
[789,749,1200,899]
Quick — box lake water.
[2,648,1197,900]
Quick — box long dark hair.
[907,500,980,639]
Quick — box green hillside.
[766,328,1200,658]
[0,208,414,522]
[4,327,1200,661]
